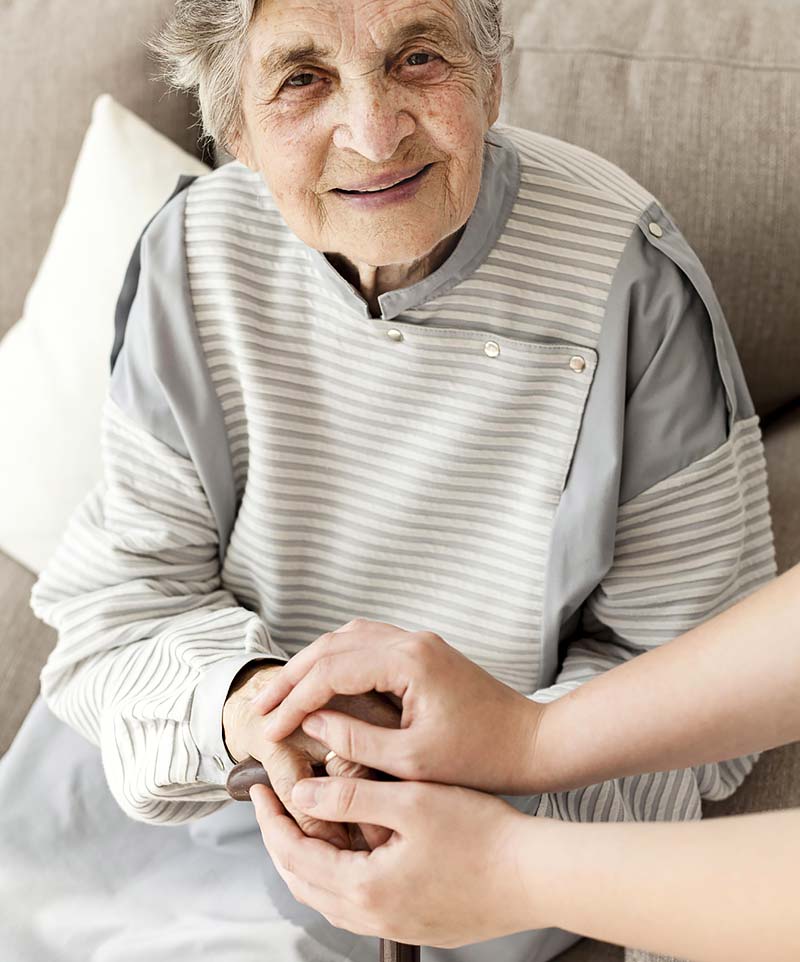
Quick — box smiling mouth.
[333,164,433,195]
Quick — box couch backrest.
[500,0,800,419]
[0,0,204,342]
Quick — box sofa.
[1,1,798,959]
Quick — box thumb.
[292,776,418,833]
[302,710,406,775]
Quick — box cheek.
[420,86,491,158]
[254,114,328,205]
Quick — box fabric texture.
[0,94,209,575]
[21,123,776,962]
[499,0,800,418]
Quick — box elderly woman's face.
[233,0,501,268]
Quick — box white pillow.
[0,94,210,574]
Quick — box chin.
[343,229,452,268]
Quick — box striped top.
[30,123,776,824]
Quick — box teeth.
[359,180,400,193]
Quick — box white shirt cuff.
[189,654,288,785]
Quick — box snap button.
[386,328,404,342]
[213,754,225,772]
[648,222,663,238]
[484,340,500,358]
[569,355,587,373]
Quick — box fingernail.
[293,779,323,810]
[302,714,325,738]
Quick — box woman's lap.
[0,698,579,962]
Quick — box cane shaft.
[380,940,421,961]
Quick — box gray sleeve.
[619,226,728,504]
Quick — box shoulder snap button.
[386,328,404,341]
[484,340,500,358]
[648,221,664,238]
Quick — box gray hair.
[147,0,513,155]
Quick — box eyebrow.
[256,18,462,85]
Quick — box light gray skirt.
[0,697,580,962]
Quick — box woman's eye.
[406,51,438,67]
[285,71,318,89]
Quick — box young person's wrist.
[504,811,572,936]
[519,697,570,794]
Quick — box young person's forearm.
[530,565,800,793]
[516,809,800,962]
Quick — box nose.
[331,81,415,163]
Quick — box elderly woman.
[21,0,775,959]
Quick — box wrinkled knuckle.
[336,776,360,816]
[294,812,319,834]
[343,721,361,763]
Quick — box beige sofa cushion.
[500,0,800,418]
[0,0,204,341]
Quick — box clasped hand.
[238,618,548,947]
[223,656,402,851]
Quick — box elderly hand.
[250,775,544,947]
[224,662,400,850]
[249,619,546,795]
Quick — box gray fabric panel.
[109,190,238,564]
[619,214,727,504]
[639,202,757,423]
[540,215,734,680]
[111,174,200,373]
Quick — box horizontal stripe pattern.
[529,416,776,818]
[30,125,776,826]
[30,397,285,823]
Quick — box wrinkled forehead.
[249,0,471,79]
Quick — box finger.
[303,709,406,776]
[325,754,392,849]
[325,751,371,781]
[267,746,351,850]
[347,822,372,851]
[250,621,403,716]
[251,785,360,901]
[357,822,393,849]
[277,863,380,938]
[259,649,410,742]
[292,776,423,834]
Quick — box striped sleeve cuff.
[189,654,289,786]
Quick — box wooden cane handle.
[226,756,273,800]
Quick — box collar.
[303,125,521,321]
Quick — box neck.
[326,225,465,317]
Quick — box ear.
[486,62,503,127]
[226,125,255,170]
